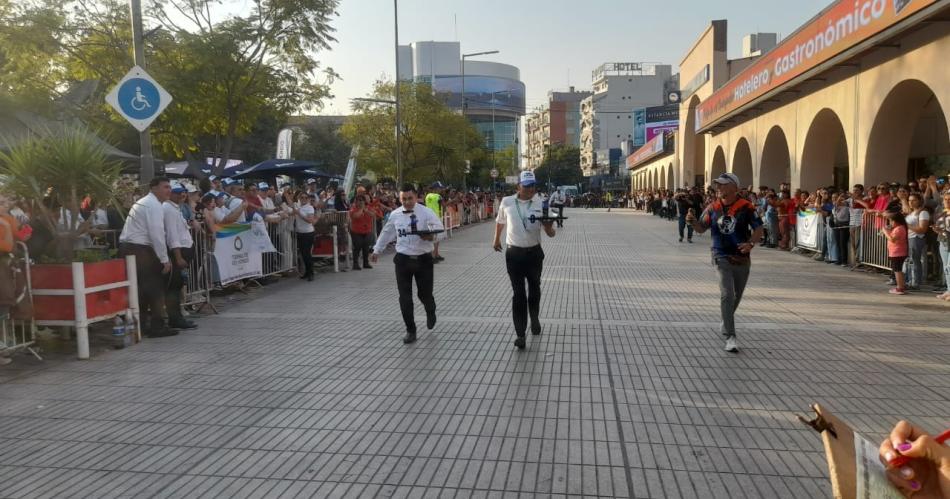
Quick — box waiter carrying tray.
[118,177,178,338]
[493,171,556,350]
[371,184,445,344]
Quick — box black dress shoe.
[307,275,314,282]
[145,327,179,338]
[168,320,197,330]
[531,322,541,336]
[363,264,373,269]
[403,331,417,344]
[426,311,437,330]
[513,336,526,350]
[352,265,362,271]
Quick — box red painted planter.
[32,259,130,321]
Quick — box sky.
[314,0,832,116]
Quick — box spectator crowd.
[632,175,950,297]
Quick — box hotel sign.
[696,0,939,132]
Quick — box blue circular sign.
[117,78,161,120]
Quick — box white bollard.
[71,262,89,360]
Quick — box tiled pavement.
[1,209,948,498]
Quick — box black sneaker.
[678,237,683,243]
[513,336,526,350]
[426,311,437,330]
[403,331,417,344]
[531,322,541,336]
[352,265,362,271]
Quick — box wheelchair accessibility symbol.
[117,78,161,120]
[106,66,173,132]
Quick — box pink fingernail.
[909,480,920,490]
[884,451,895,462]
[897,442,912,452]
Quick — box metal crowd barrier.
[858,212,889,271]
[184,226,215,311]
[263,218,298,278]
[1,242,40,360]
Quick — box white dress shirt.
[163,201,193,250]
[373,204,444,256]
[119,192,170,264]
[496,194,544,248]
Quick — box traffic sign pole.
[129,0,154,183]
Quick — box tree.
[341,80,485,186]
[534,144,583,188]
[292,119,351,175]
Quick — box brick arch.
[759,125,791,189]
[731,137,753,189]
[800,108,849,191]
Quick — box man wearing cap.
[493,171,556,350]
[425,182,445,262]
[163,183,197,330]
[371,184,444,344]
[220,178,247,224]
[118,177,178,337]
[686,172,764,353]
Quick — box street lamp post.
[393,0,403,187]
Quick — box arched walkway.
[864,79,950,186]
[683,95,705,187]
[731,138,754,189]
[710,146,727,184]
[760,126,791,189]
[800,108,849,190]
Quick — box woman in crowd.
[293,190,317,281]
[934,191,950,301]
[881,209,910,295]
[904,193,930,290]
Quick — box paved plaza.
[1,209,948,498]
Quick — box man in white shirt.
[220,178,247,223]
[163,183,197,330]
[118,176,177,338]
[549,188,566,228]
[371,184,444,344]
[493,171,556,350]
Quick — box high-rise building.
[397,41,526,171]
[580,63,675,176]
[524,87,591,170]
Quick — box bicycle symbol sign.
[105,66,172,132]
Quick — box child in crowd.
[881,210,909,295]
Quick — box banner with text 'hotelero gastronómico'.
[695,0,939,132]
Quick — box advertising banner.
[644,105,679,142]
[632,108,646,147]
[796,210,822,250]
[213,222,276,285]
[276,129,293,160]
[626,133,666,170]
[696,0,939,132]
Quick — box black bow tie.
[403,210,413,214]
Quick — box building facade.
[631,1,950,196]
[397,41,526,171]
[524,87,591,170]
[580,63,675,176]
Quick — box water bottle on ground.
[112,316,126,349]
[123,313,136,347]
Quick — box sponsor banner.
[213,222,276,285]
[626,133,666,170]
[646,120,679,142]
[643,104,679,143]
[276,128,293,159]
[343,145,359,200]
[632,108,646,147]
[696,0,938,132]
[796,210,822,249]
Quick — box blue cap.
[209,175,218,181]
[258,182,270,190]
[212,190,227,198]
[431,181,445,189]
[170,183,187,194]
[222,178,238,187]
[519,170,537,187]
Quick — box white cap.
[519,170,537,186]
[713,172,740,187]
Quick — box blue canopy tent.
[165,158,245,179]
[232,159,328,179]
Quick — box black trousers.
[834,226,850,264]
[394,253,435,333]
[351,232,372,267]
[296,232,315,277]
[165,247,193,323]
[505,245,544,336]
[118,242,166,330]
